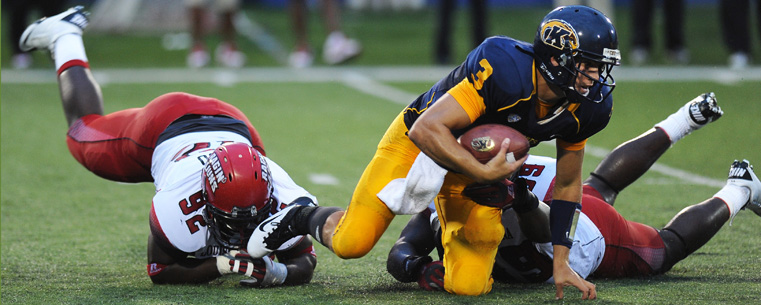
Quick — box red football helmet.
[202,142,273,249]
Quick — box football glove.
[216,251,288,287]
[417,260,445,291]
[462,178,516,209]
[390,255,433,283]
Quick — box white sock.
[654,107,695,145]
[713,184,750,220]
[54,34,88,72]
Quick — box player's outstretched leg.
[658,159,760,272]
[20,6,103,127]
[584,92,724,205]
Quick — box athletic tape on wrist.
[549,199,581,248]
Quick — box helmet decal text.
[204,152,227,194]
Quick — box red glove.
[417,261,445,291]
[462,178,515,209]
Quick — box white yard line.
[2,66,734,187]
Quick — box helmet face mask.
[204,199,272,249]
[201,143,273,250]
[533,5,621,103]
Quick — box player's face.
[574,62,600,95]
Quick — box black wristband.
[549,199,581,248]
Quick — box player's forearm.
[552,245,571,268]
[148,258,220,284]
[281,255,316,286]
[409,119,485,180]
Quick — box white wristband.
[261,258,288,287]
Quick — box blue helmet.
[533,5,620,102]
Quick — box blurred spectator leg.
[288,0,314,68]
[664,0,689,64]
[630,0,653,66]
[720,0,751,69]
[435,0,455,65]
[320,0,362,65]
[187,2,211,68]
[215,0,246,68]
[470,0,487,49]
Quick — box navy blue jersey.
[402,36,612,147]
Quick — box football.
[458,124,530,164]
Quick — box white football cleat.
[246,199,316,258]
[322,31,361,65]
[288,50,314,69]
[215,43,246,68]
[682,92,723,129]
[19,6,88,53]
[727,159,761,216]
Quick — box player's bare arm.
[408,94,526,184]
[147,233,221,284]
[553,146,584,203]
[550,146,591,299]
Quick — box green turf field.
[2,3,761,305]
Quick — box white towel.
[377,152,448,215]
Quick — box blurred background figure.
[288,0,362,68]
[629,0,688,66]
[553,0,614,21]
[720,0,760,69]
[434,0,487,65]
[186,0,246,68]
[3,0,65,69]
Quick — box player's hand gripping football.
[417,261,445,291]
[217,250,288,287]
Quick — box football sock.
[713,184,750,220]
[654,108,694,145]
[54,34,88,74]
[294,206,342,247]
[654,97,715,145]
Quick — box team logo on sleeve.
[540,20,579,51]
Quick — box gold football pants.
[331,112,418,259]
[331,112,503,296]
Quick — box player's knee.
[456,215,504,248]
[332,237,373,259]
[658,229,687,273]
[331,226,377,259]
[445,261,493,296]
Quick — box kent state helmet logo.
[540,20,579,51]
[471,136,496,152]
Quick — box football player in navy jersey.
[21,7,318,287]
[248,5,618,298]
[389,93,761,290]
